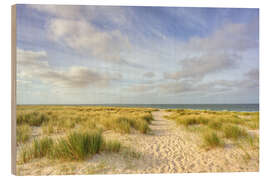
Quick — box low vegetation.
[17,112,49,126]
[16,105,259,174]
[16,124,31,144]
[203,132,224,148]
[223,124,248,140]
[19,130,125,163]
[16,105,156,165]
[102,139,122,153]
[20,137,53,163]
[52,131,103,161]
[166,109,259,149]
[16,105,155,136]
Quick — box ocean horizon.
[17,104,259,112]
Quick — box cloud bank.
[16,5,259,104]
[17,49,122,88]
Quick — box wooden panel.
[11,4,17,175]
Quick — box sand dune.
[111,110,258,173]
[17,109,259,175]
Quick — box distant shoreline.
[16,104,259,112]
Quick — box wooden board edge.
[11,4,17,175]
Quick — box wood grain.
[11,4,17,175]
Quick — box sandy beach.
[16,108,259,175]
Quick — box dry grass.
[102,139,121,153]
[223,124,248,140]
[19,137,53,163]
[16,124,32,144]
[17,111,49,126]
[16,106,259,174]
[19,130,124,163]
[16,105,155,166]
[203,131,224,149]
[166,109,259,149]
[17,105,155,136]
[52,131,103,161]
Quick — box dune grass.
[129,118,150,134]
[102,139,121,153]
[42,121,55,135]
[101,116,151,134]
[19,137,53,163]
[16,124,31,144]
[203,132,224,149]
[17,112,49,126]
[52,131,103,161]
[142,114,154,124]
[114,117,131,134]
[16,105,156,165]
[223,124,248,140]
[19,130,125,163]
[174,115,209,127]
[16,105,155,139]
[166,109,259,149]
[32,137,54,158]
[208,120,223,130]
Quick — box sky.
[16,5,259,104]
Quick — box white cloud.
[29,5,142,67]
[84,6,130,26]
[143,72,155,78]
[128,68,259,95]
[164,53,238,80]
[246,68,259,81]
[160,73,258,95]
[28,5,82,19]
[17,48,122,88]
[163,22,258,81]
[181,23,258,53]
[17,48,48,69]
[20,6,259,104]
[127,84,155,93]
[48,18,132,65]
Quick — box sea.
[75,104,259,112]
[22,104,259,112]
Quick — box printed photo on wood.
[11,4,259,175]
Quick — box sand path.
[133,109,198,173]
[125,109,258,173]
